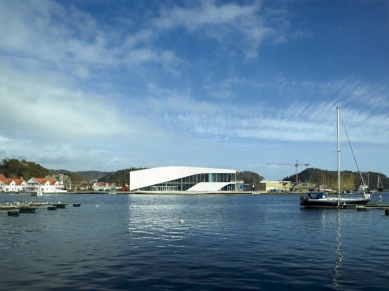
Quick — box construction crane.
[266,160,309,182]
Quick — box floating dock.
[340,203,389,209]
[339,203,389,215]
[0,202,76,215]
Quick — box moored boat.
[300,107,370,207]
[300,191,370,207]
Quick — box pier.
[339,203,389,209]
[339,203,389,215]
[0,201,78,216]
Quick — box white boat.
[300,107,370,207]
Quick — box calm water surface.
[1,193,389,290]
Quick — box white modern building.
[130,166,237,192]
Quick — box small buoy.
[178,219,184,224]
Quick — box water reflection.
[333,209,342,290]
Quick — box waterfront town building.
[26,178,66,193]
[258,180,294,192]
[0,174,70,193]
[0,174,26,192]
[45,174,73,190]
[292,182,318,192]
[91,182,116,191]
[130,166,237,192]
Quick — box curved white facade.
[130,166,236,192]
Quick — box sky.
[1,0,389,181]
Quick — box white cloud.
[0,0,387,178]
[154,1,260,30]
[0,63,152,141]
[124,29,155,48]
[145,83,389,144]
[152,0,288,59]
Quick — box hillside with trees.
[1,159,387,191]
[283,168,389,190]
[98,167,146,186]
[237,171,263,184]
[0,158,49,180]
[73,171,108,182]
[48,169,83,184]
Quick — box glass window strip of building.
[137,173,236,191]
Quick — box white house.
[92,182,116,191]
[45,174,73,190]
[26,178,66,193]
[0,174,26,192]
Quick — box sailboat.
[377,176,384,192]
[300,106,370,207]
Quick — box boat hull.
[300,198,369,207]
[300,193,370,207]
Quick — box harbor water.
[1,193,389,290]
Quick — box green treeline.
[236,171,263,184]
[0,159,387,190]
[283,168,389,190]
[0,158,49,180]
[48,169,83,184]
[98,167,146,186]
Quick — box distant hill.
[237,171,263,185]
[283,168,389,190]
[74,171,109,182]
[0,158,49,180]
[0,159,112,183]
[2,159,387,191]
[98,167,146,186]
[48,169,84,184]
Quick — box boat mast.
[339,110,367,191]
[337,106,341,197]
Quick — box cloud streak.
[0,0,388,179]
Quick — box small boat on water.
[31,191,43,196]
[300,107,370,207]
[300,191,369,207]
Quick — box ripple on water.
[1,193,389,290]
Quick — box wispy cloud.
[152,0,289,59]
[143,79,389,144]
[0,0,388,177]
[154,1,261,30]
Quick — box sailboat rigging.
[377,176,384,192]
[300,106,370,207]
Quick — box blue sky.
[1,0,389,181]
